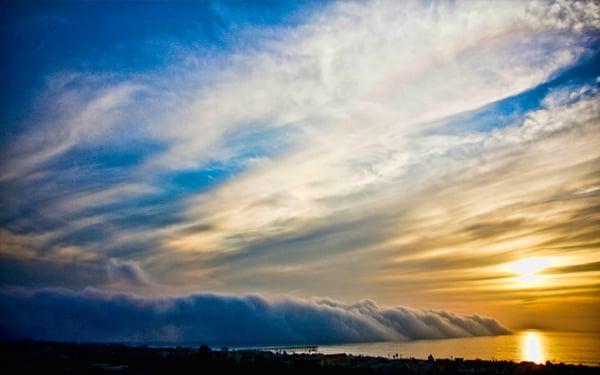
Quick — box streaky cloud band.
[0,287,509,345]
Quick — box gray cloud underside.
[0,288,509,345]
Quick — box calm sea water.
[317,331,600,366]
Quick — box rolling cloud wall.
[0,288,509,345]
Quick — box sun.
[508,257,551,275]
[506,257,552,286]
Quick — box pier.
[256,345,318,353]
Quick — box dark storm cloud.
[0,288,509,345]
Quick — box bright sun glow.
[507,258,552,286]
[521,331,546,364]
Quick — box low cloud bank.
[0,288,509,345]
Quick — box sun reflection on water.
[521,331,545,363]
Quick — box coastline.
[2,340,598,374]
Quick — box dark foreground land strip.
[1,340,597,374]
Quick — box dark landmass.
[1,340,597,374]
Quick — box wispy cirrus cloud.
[0,80,141,182]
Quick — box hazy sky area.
[0,0,599,341]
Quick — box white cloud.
[106,258,156,288]
[0,80,140,182]
[141,0,592,175]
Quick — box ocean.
[317,330,600,366]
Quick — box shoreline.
[2,340,598,374]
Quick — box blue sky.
[1,0,600,339]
